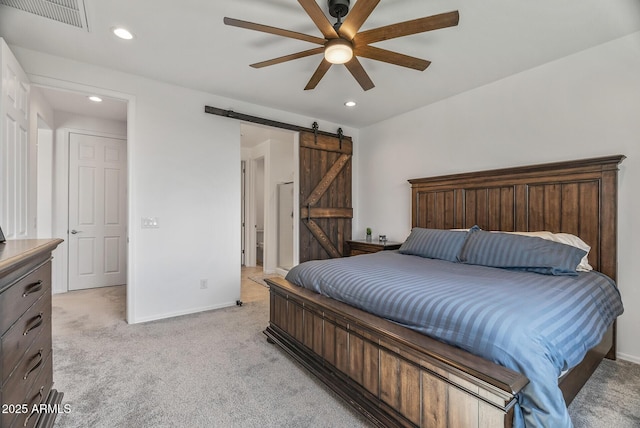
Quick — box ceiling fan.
[224,0,459,91]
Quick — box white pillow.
[505,231,592,272]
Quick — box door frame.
[36,116,54,238]
[246,152,266,269]
[241,160,246,266]
[30,78,136,323]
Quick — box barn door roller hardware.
[312,121,319,144]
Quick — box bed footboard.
[264,277,528,428]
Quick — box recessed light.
[88,96,103,103]
[344,101,357,107]
[112,27,134,40]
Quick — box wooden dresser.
[0,239,63,428]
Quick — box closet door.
[299,131,352,262]
[0,40,30,239]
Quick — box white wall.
[11,46,356,323]
[357,33,640,363]
[265,134,295,273]
[54,111,127,135]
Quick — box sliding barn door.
[299,131,352,262]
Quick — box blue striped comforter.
[285,251,624,428]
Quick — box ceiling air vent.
[0,0,89,31]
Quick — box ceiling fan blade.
[298,0,338,39]
[344,57,375,91]
[339,0,380,41]
[251,47,325,68]
[305,59,332,90]
[224,17,326,45]
[354,11,459,46]
[354,45,431,71]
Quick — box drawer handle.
[23,313,44,336]
[23,386,45,427]
[22,280,43,297]
[23,349,44,380]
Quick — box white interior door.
[68,132,127,290]
[0,40,30,239]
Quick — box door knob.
[70,229,82,234]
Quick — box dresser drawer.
[2,353,52,428]
[0,240,62,428]
[1,325,51,399]
[0,262,51,335]
[0,293,51,387]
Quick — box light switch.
[141,217,159,229]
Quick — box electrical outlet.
[200,279,208,289]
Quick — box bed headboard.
[409,155,625,280]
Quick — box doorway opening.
[240,123,298,277]
[32,85,129,319]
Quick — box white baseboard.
[617,352,640,365]
[130,301,238,324]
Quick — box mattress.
[285,251,624,428]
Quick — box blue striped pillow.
[398,228,468,262]
[458,229,587,275]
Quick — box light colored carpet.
[568,358,640,427]
[51,283,640,428]
[51,284,369,428]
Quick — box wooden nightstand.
[346,239,402,256]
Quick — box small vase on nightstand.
[366,227,372,242]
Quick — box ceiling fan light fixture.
[225,3,459,91]
[324,38,353,64]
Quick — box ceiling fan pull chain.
[337,128,344,150]
[312,121,319,144]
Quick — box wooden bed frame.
[264,155,625,428]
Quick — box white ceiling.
[1,0,639,128]
[35,86,128,122]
